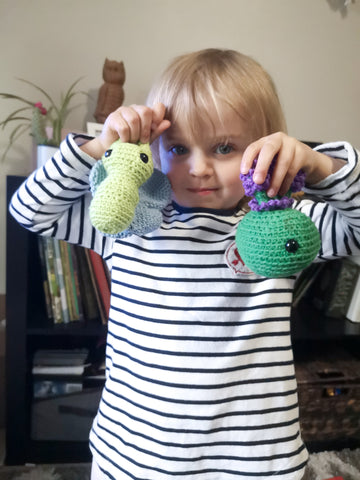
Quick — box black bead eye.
[140,153,149,163]
[104,149,113,158]
[285,239,299,253]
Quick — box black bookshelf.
[5,176,107,465]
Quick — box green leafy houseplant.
[0,77,86,161]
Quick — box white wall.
[0,0,359,293]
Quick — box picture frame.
[87,122,103,137]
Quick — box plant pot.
[36,145,58,168]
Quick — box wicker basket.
[295,349,360,442]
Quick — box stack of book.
[38,238,110,325]
[32,349,89,399]
[31,349,105,442]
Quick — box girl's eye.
[170,145,188,156]
[215,144,233,155]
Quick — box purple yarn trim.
[249,196,294,211]
[240,167,269,196]
[240,158,306,211]
[291,169,306,193]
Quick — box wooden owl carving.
[94,58,126,124]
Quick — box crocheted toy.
[235,160,321,278]
[89,140,171,237]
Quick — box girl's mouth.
[188,188,218,196]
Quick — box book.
[88,249,111,323]
[68,243,85,321]
[32,365,87,376]
[59,241,84,322]
[42,237,63,323]
[74,246,101,322]
[33,379,83,399]
[32,349,89,377]
[84,249,107,324]
[37,237,53,320]
[33,349,89,366]
[60,241,77,321]
[53,239,70,323]
[102,257,111,287]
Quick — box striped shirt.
[9,134,360,480]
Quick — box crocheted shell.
[236,207,320,277]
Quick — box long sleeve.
[9,137,360,266]
[295,141,360,259]
[9,133,114,263]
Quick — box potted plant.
[0,78,87,165]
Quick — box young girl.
[10,48,360,480]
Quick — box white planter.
[36,145,58,168]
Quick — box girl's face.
[159,107,252,210]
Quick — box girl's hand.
[81,103,171,159]
[240,132,346,197]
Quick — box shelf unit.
[5,176,107,465]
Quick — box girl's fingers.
[151,102,167,126]
[241,133,306,197]
[242,134,283,185]
[108,104,169,145]
[149,103,171,143]
[116,106,141,143]
[240,140,262,176]
[253,138,281,185]
[265,141,296,197]
[130,105,154,144]
[150,119,171,144]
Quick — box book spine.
[59,240,78,322]
[53,239,70,323]
[74,246,100,322]
[37,237,53,320]
[84,249,107,324]
[88,249,111,324]
[67,243,84,321]
[43,237,63,324]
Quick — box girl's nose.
[189,151,213,176]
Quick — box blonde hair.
[147,49,286,166]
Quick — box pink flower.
[34,102,47,115]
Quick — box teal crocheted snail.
[235,160,321,278]
[89,140,171,237]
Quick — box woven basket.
[295,349,360,442]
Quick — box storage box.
[31,387,102,441]
[295,350,360,442]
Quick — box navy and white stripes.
[9,135,360,479]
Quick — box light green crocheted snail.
[236,160,321,278]
[89,140,154,235]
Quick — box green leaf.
[1,123,30,162]
[17,78,56,109]
[0,93,34,106]
[0,107,32,129]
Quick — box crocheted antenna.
[89,140,171,236]
[235,160,321,278]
